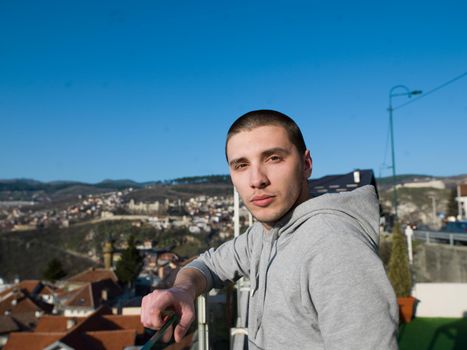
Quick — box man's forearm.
[173,267,208,300]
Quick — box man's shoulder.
[289,205,378,252]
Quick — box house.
[0,280,56,305]
[0,280,55,346]
[457,183,467,220]
[58,279,123,317]
[62,268,118,291]
[309,169,378,198]
[0,315,25,348]
[3,306,147,350]
[0,280,54,329]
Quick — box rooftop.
[66,268,118,284]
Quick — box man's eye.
[268,155,282,162]
[234,163,248,170]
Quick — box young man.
[141,110,398,349]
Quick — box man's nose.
[249,164,270,189]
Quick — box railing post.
[405,225,413,264]
[449,234,454,246]
[425,231,430,244]
[197,294,209,350]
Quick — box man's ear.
[304,150,312,178]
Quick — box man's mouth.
[250,195,275,207]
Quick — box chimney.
[158,266,165,280]
[353,170,361,184]
[101,289,108,301]
[66,319,76,330]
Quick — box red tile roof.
[16,280,41,293]
[6,312,37,330]
[0,315,21,334]
[63,278,122,309]
[66,268,118,284]
[85,329,136,350]
[0,280,56,299]
[103,315,145,335]
[35,315,85,332]
[4,307,146,350]
[0,294,40,314]
[460,184,467,197]
[3,332,64,350]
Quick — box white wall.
[113,306,141,315]
[412,283,467,318]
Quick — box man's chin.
[251,212,281,228]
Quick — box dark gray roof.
[309,169,378,198]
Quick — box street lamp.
[388,85,422,220]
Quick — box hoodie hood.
[275,184,380,248]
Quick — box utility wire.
[393,70,467,111]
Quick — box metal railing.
[413,230,467,246]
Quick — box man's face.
[226,125,312,230]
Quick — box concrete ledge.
[412,283,467,318]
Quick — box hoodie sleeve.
[305,215,399,350]
[182,225,256,290]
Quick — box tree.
[446,188,458,219]
[387,222,412,297]
[115,235,143,286]
[43,258,67,282]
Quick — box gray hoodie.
[186,185,399,349]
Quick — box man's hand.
[141,287,195,342]
[140,268,207,343]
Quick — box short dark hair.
[225,109,307,160]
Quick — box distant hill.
[376,174,432,186]
[124,183,233,202]
[0,175,232,200]
[94,179,147,190]
[171,175,231,185]
[1,173,465,208]
[0,178,147,192]
[376,174,467,191]
[0,175,230,192]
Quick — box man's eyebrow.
[229,157,248,167]
[261,147,291,157]
[228,148,291,167]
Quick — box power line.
[393,70,467,111]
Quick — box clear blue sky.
[1,0,466,183]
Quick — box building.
[457,183,467,220]
[0,280,55,346]
[3,306,146,350]
[58,279,123,317]
[309,169,377,197]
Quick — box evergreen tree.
[446,188,458,219]
[43,258,67,282]
[115,235,143,286]
[387,222,412,297]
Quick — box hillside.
[376,173,467,228]
[376,174,467,191]
[0,176,232,204]
[124,183,233,202]
[0,219,217,282]
[0,233,97,281]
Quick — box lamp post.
[388,85,422,220]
